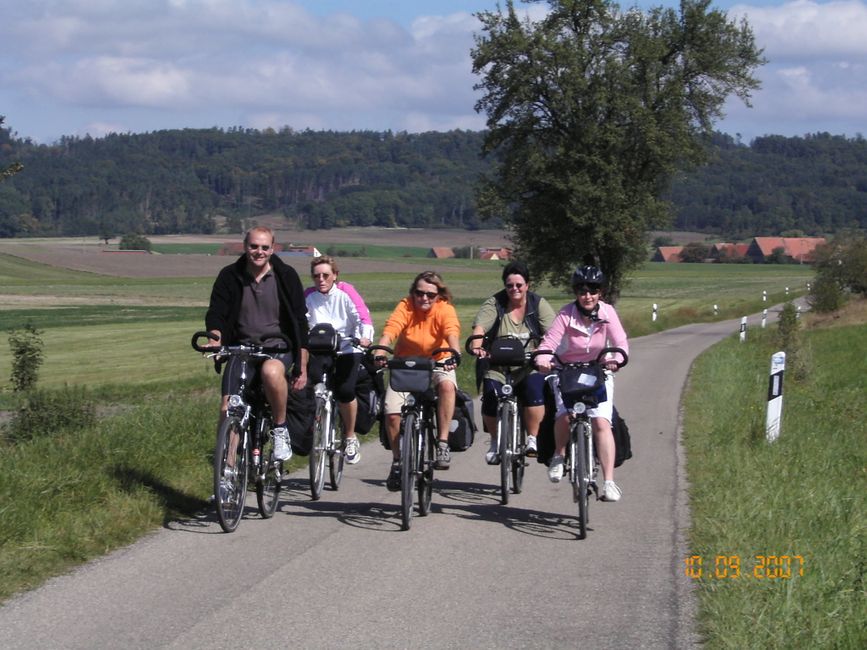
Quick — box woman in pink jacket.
[535,265,629,502]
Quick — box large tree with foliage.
[472,0,765,298]
[1,116,23,182]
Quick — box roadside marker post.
[713,304,719,316]
[766,351,786,443]
[652,303,658,322]
[762,289,767,302]
[761,309,768,328]
[739,316,747,343]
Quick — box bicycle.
[466,333,538,505]
[192,332,289,533]
[368,344,461,531]
[306,322,363,501]
[536,346,628,539]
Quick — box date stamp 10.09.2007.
[684,554,805,580]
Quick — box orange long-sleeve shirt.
[382,297,461,358]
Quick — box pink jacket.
[538,300,629,364]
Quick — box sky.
[1,0,865,145]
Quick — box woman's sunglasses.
[413,289,439,299]
[575,285,600,295]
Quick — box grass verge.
[681,300,866,648]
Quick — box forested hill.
[1,125,865,239]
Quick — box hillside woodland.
[1,124,865,240]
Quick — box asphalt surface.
[0,308,794,649]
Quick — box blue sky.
[1,0,865,144]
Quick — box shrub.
[808,273,846,313]
[4,386,97,443]
[777,301,810,381]
[7,322,44,392]
[119,233,152,251]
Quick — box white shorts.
[552,372,614,423]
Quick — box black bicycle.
[192,332,288,532]
[369,344,461,531]
[466,334,538,505]
[537,347,628,539]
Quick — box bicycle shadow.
[430,479,586,540]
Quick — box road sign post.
[739,316,747,343]
[766,351,786,443]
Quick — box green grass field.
[681,307,866,648]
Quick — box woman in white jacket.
[305,256,374,465]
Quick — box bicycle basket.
[558,364,605,401]
[488,337,525,367]
[308,323,339,353]
[389,357,434,393]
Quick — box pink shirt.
[538,300,629,364]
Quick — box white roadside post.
[739,316,747,342]
[713,304,719,316]
[761,308,768,328]
[785,286,789,297]
[766,351,786,443]
[652,303,658,322]
[762,289,767,303]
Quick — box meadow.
[0,240,819,605]
[681,300,866,648]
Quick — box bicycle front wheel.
[329,422,345,491]
[571,421,590,539]
[309,397,328,500]
[400,411,418,530]
[512,409,525,495]
[214,415,249,533]
[417,420,434,516]
[255,413,281,518]
[498,402,513,505]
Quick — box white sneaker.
[272,426,293,461]
[344,437,361,464]
[525,435,538,457]
[548,455,565,483]
[485,439,500,465]
[601,480,622,502]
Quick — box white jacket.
[306,284,374,354]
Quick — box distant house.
[479,251,501,261]
[277,245,320,258]
[430,247,455,259]
[746,237,826,263]
[710,242,749,262]
[652,246,683,262]
[478,246,513,261]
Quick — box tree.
[119,233,152,251]
[472,0,764,299]
[0,116,23,182]
[8,322,44,392]
[679,241,710,263]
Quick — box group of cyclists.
[204,226,629,504]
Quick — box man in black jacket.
[205,226,309,461]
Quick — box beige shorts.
[383,368,458,415]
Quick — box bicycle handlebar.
[366,344,461,369]
[530,346,628,370]
[191,330,291,356]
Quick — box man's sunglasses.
[413,289,439,299]
[575,285,601,295]
[247,244,271,251]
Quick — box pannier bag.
[488,337,526,367]
[388,357,434,393]
[558,363,606,403]
[612,406,633,467]
[308,323,339,354]
[287,384,316,456]
[354,358,384,435]
[448,389,477,451]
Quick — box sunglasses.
[575,285,601,295]
[247,244,271,251]
[413,289,439,300]
[505,282,525,289]
[312,272,332,279]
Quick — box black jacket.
[205,254,309,356]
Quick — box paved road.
[1,309,791,649]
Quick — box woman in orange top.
[377,271,461,491]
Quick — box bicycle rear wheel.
[255,413,281,518]
[309,397,328,500]
[417,420,434,516]
[400,412,418,530]
[498,402,513,504]
[512,410,526,495]
[214,415,249,533]
[571,421,590,539]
